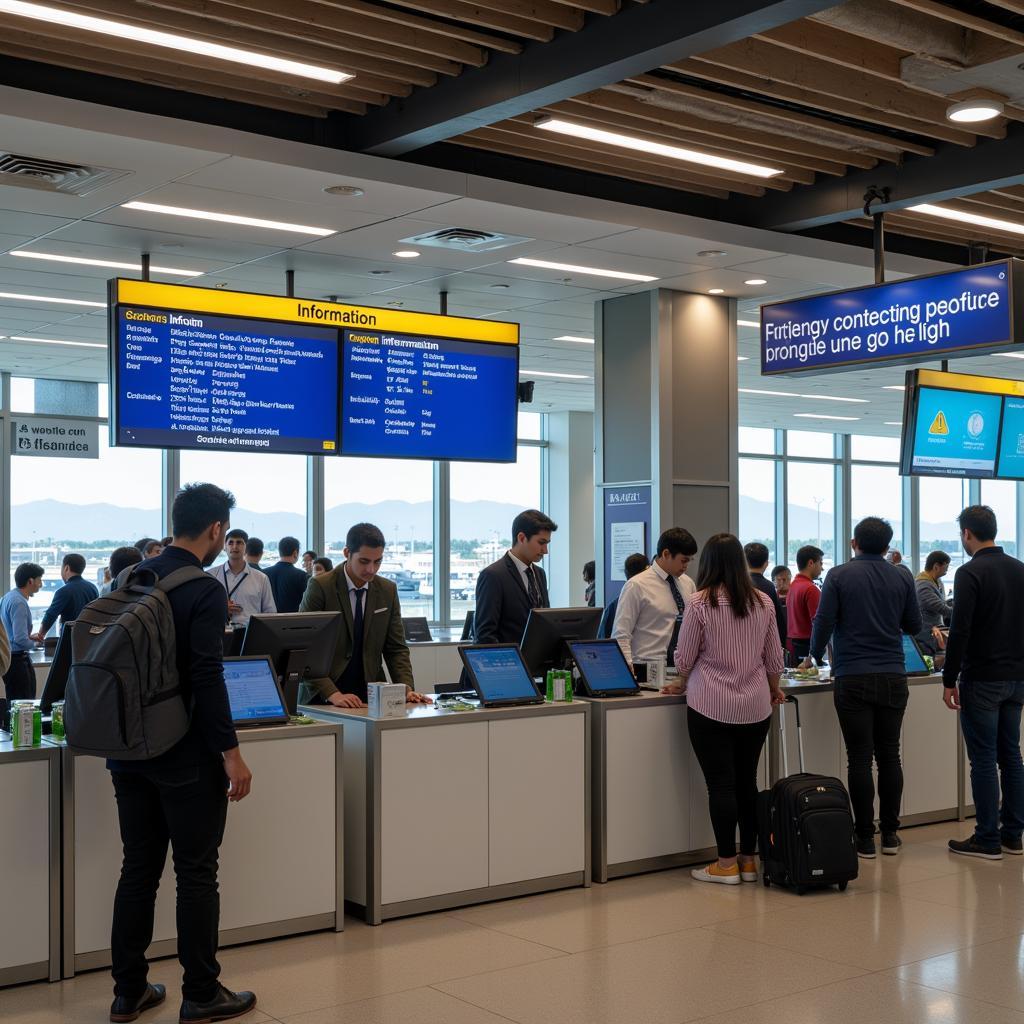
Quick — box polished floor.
[8,820,1024,1024]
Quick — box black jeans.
[110,762,228,1002]
[833,674,909,840]
[1,651,36,730]
[688,708,771,859]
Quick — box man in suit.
[744,541,786,649]
[31,553,98,642]
[298,522,431,708]
[474,510,558,646]
[263,536,309,613]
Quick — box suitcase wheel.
[838,881,848,892]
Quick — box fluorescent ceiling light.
[554,335,595,344]
[909,203,1024,236]
[8,335,105,348]
[737,319,760,328]
[737,355,749,362]
[121,201,335,237]
[535,117,784,178]
[0,291,104,307]
[996,352,1024,359]
[947,97,1003,123]
[509,257,657,283]
[744,278,767,286]
[520,369,591,380]
[793,413,860,421]
[740,387,800,397]
[882,385,906,390]
[708,288,725,295]
[884,421,903,426]
[0,0,352,83]
[10,250,202,277]
[813,395,869,404]
[392,250,420,258]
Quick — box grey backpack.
[64,565,214,759]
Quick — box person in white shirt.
[207,528,276,627]
[613,527,698,669]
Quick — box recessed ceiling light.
[121,201,335,236]
[739,388,801,398]
[9,249,202,277]
[946,97,1004,123]
[0,0,352,82]
[882,385,906,390]
[323,184,365,197]
[708,288,725,295]
[737,355,749,361]
[0,291,104,307]
[392,250,421,258]
[698,250,728,258]
[534,116,784,178]
[8,334,105,348]
[520,369,592,380]
[744,278,767,286]
[813,395,869,404]
[908,203,1024,236]
[884,421,903,426]
[737,319,760,328]
[509,257,658,283]
[554,335,595,344]
[793,413,860,421]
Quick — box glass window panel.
[739,426,775,455]
[10,376,34,413]
[787,430,835,459]
[324,456,433,618]
[851,465,904,554]
[851,434,900,462]
[179,450,307,569]
[786,461,835,576]
[981,479,1017,557]
[517,411,543,440]
[450,446,542,622]
[739,458,776,565]
[919,477,970,583]
[10,436,162,630]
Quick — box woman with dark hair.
[312,556,334,577]
[664,533,785,885]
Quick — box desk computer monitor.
[459,644,545,708]
[222,655,288,726]
[520,606,603,679]
[460,610,475,642]
[568,639,640,698]
[402,616,433,643]
[903,633,931,677]
[241,612,341,714]
[40,621,75,714]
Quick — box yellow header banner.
[113,279,519,345]
[916,368,1024,398]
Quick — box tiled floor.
[7,821,1024,1024]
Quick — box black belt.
[11,650,31,659]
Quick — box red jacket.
[787,572,821,643]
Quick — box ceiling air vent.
[0,153,130,196]
[400,227,533,252]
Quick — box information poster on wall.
[12,417,99,459]
[761,260,1021,375]
[603,485,651,603]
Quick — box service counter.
[61,721,343,978]
[302,701,590,925]
[0,735,60,987]
[586,673,963,885]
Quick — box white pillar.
[547,411,595,607]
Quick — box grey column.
[596,289,737,592]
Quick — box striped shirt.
[675,588,785,724]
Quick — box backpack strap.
[156,565,218,594]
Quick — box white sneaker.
[691,863,741,885]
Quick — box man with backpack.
[104,484,256,1024]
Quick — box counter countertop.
[301,699,587,728]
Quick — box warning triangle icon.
[929,410,950,436]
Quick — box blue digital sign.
[114,307,339,455]
[997,397,1024,479]
[762,261,1017,375]
[340,329,518,462]
[908,386,1001,478]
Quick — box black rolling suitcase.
[758,695,858,894]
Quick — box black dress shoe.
[110,983,166,1023]
[179,985,257,1024]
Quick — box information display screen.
[997,397,1024,479]
[906,386,1002,478]
[568,640,639,695]
[461,646,540,704]
[340,329,518,461]
[222,657,287,724]
[113,306,339,455]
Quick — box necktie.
[666,574,686,664]
[339,588,367,700]
[667,574,686,615]
[525,565,542,608]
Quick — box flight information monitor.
[997,396,1024,479]
[340,328,518,462]
[905,385,1001,478]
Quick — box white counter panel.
[903,683,958,817]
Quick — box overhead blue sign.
[761,260,1020,375]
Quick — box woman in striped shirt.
[664,533,786,885]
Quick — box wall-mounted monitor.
[900,368,1024,480]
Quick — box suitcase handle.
[779,694,806,775]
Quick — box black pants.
[688,708,771,859]
[1,651,36,730]
[833,674,909,840]
[110,762,228,1002]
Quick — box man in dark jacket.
[31,552,97,641]
[744,542,786,649]
[943,505,1024,860]
[263,536,310,614]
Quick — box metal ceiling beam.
[347,0,841,156]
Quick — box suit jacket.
[263,561,309,614]
[751,572,787,649]
[297,565,414,702]
[473,553,550,646]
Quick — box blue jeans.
[958,680,1024,848]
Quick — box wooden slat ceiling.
[0,0,638,117]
